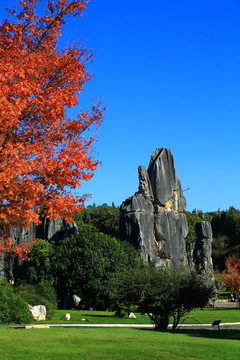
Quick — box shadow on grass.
[176,329,240,340]
[81,314,113,318]
[137,328,240,340]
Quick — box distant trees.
[75,204,120,239]
[184,211,202,243]
[211,207,240,269]
[214,257,240,293]
[114,266,214,330]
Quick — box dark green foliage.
[211,207,240,269]
[26,239,55,285]
[54,223,142,309]
[184,211,203,243]
[0,281,32,324]
[22,215,142,309]
[114,266,214,330]
[36,281,58,308]
[15,283,55,319]
[74,204,120,239]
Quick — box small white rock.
[129,312,136,319]
[64,313,71,321]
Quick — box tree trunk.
[152,315,169,330]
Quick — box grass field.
[0,327,239,360]
[37,307,240,325]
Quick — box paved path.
[3,322,240,330]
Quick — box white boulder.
[28,304,47,321]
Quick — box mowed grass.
[0,327,239,360]
[37,307,240,325]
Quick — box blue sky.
[1,0,240,212]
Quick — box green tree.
[74,204,120,239]
[114,265,214,330]
[26,239,55,285]
[54,222,142,309]
[184,211,203,243]
[211,207,240,269]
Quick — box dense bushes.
[54,223,143,309]
[0,280,57,324]
[0,281,32,324]
[15,282,56,319]
[21,219,142,310]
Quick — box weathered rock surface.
[193,221,214,276]
[0,218,78,280]
[28,304,47,321]
[120,148,188,266]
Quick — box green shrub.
[0,281,32,324]
[36,281,58,308]
[15,283,55,320]
[114,303,138,318]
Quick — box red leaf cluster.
[0,1,104,259]
[215,256,240,293]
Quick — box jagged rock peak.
[120,148,188,267]
[138,165,153,201]
[139,148,186,212]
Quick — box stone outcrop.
[9,217,78,245]
[193,221,214,276]
[186,221,214,273]
[120,148,214,276]
[0,217,78,280]
[120,148,189,267]
[28,304,47,321]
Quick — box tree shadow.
[176,329,240,340]
[81,314,113,318]
[137,328,240,340]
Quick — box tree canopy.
[74,204,120,239]
[114,265,214,330]
[211,207,240,268]
[0,0,103,260]
[24,221,142,309]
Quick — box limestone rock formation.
[0,217,78,280]
[193,221,214,276]
[120,148,189,266]
[28,304,47,321]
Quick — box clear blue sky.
[1,0,240,212]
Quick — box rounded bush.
[15,283,55,320]
[0,281,32,324]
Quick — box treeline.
[13,204,240,313]
[75,204,240,271]
[2,203,218,327]
[76,204,240,269]
[211,206,240,269]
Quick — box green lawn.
[0,327,239,360]
[36,308,240,325]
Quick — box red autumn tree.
[215,257,240,294]
[0,0,103,266]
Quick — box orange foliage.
[0,1,103,259]
[216,257,240,293]
[0,237,39,261]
